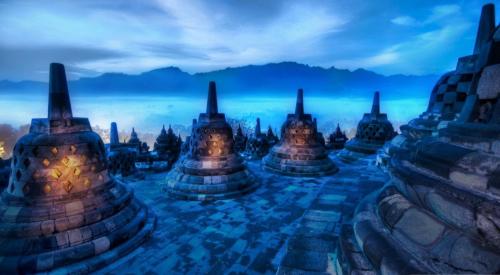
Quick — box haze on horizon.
[0,0,497,81]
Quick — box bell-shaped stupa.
[243,118,270,160]
[337,4,500,273]
[107,121,138,176]
[338,91,396,161]
[0,63,155,273]
[262,89,338,176]
[266,126,279,147]
[162,82,258,200]
[153,124,181,168]
[327,123,349,150]
[233,124,248,153]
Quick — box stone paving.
[101,153,387,274]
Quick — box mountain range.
[0,62,440,99]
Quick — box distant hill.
[0,62,440,99]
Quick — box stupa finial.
[295,88,304,116]
[255,118,261,136]
[474,3,495,54]
[371,91,380,115]
[48,63,73,120]
[110,122,119,145]
[206,81,218,115]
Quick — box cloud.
[0,45,125,81]
[0,0,491,79]
[391,16,419,26]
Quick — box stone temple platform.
[98,153,386,274]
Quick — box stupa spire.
[474,3,495,54]
[48,63,73,120]
[371,91,380,115]
[255,118,261,136]
[110,122,119,145]
[295,88,304,116]
[206,81,218,115]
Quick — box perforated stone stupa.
[262,89,338,176]
[327,124,348,150]
[153,125,182,169]
[233,124,248,153]
[107,122,138,176]
[337,4,500,273]
[0,63,155,273]
[338,91,396,161]
[243,118,270,160]
[379,3,500,168]
[162,81,258,200]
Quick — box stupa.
[337,4,500,274]
[107,122,137,176]
[162,81,258,200]
[243,118,270,160]
[262,89,338,176]
[153,125,181,169]
[378,5,498,168]
[233,124,248,153]
[338,91,396,161]
[0,63,155,273]
[327,124,348,150]
[266,126,279,147]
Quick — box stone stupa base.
[262,146,338,177]
[337,138,385,162]
[0,179,156,274]
[163,157,258,201]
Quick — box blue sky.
[0,0,497,81]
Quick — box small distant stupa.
[262,89,338,176]
[0,63,155,273]
[162,81,258,200]
[327,123,348,150]
[244,118,271,160]
[233,124,248,153]
[107,121,138,176]
[153,124,182,168]
[266,126,279,147]
[338,91,396,161]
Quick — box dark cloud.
[0,45,125,81]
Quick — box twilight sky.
[0,0,498,81]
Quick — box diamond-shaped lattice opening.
[51,169,62,179]
[63,181,73,193]
[61,156,70,166]
[42,159,50,167]
[74,167,81,177]
[43,184,52,194]
[83,178,91,188]
[70,145,77,153]
[51,147,58,155]
[23,158,30,168]
[18,145,24,154]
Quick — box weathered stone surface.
[337,5,500,274]
[477,64,500,99]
